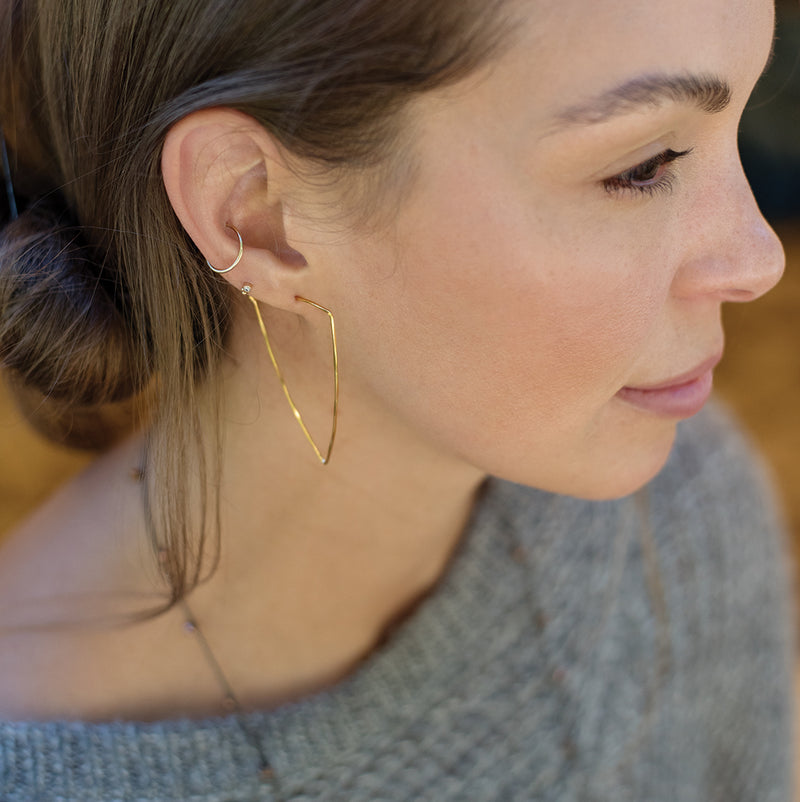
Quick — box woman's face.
[309,0,784,499]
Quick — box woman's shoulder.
[656,404,796,796]
[653,399,791,582]
[0,434,148,614]
[486,399,794,658]
[0,434,187,722]
[493,401,795,795]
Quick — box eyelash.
[602,148,693,198]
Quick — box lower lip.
[616,369,714,418]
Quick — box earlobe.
[160,108,311,310]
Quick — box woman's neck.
[150,309,487,707]
[0,306,486,720]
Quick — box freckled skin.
[308,0,784,499]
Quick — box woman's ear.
[161,108,308,309]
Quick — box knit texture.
[0,402,795,801]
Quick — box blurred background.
[716,0,800,562]
[1,1,800,562]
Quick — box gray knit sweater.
[0,403,795,801]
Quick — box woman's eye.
[603,148,693,198]
[626,159,665,184]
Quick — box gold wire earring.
[204,224,339,464]
[240,285,339,466]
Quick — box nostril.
[724,288,759,303]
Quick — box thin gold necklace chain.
[178,599,240,713]
[136,466,553,794]
[132,467,277,786]
[179,596,277,785]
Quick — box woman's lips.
[616,353,723,419]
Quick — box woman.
[0,0,793,799]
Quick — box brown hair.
[0,0,511,606]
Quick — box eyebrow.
[554,73,732,128]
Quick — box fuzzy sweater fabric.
[0,403,795,802]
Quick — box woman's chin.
[494,419,679,502]
[562,425,678,501]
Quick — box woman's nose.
[672,164,786,303]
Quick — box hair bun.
[0,200,147,448]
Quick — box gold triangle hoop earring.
[240,283,339,466]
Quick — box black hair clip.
[0,126,18,222]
